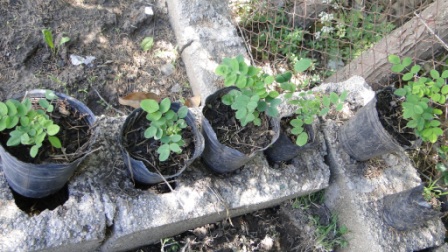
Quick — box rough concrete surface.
[166,0,248,103]
[319,78,446,251]
[0,114,330,252]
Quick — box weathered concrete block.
[320,78,446,251]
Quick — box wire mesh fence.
[230,0,448,90]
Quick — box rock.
[122,5,154,34]
[170,83,182,93]
[161,63,175,76]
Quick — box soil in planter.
[134,180,177,194]
[0,98,92,164]
[122,113,195,179]
[11,184,69,216]
[376,88,418,146]
[203,98,274,154]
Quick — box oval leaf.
[48,136,62,148]
[47,124,60,136]
[159,98,171,113]
[140,99,159,113]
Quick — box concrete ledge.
[323,116,445,251]
[0,115,330,252]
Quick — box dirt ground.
[0,1,338,251]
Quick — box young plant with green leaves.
[279,58,347,146]
[0,90,62,158]
[42,28,70,55]
[388,55,447,143]
[215,55,281,126]
[140,98,189,162]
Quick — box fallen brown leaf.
[118,92,161,108]
[185,96,201,108]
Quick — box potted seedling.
[265,58,347,163]
[0,90,95,198]
[340,55,447,161]
[202,55,280,173]
[120,98,204,185]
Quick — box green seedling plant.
[140,98,189,162]
[423,178,448,203]
[388,55,447,143]
[42,28,70,55]
[140,36,154,52]
[436,145,448,185]
[0,90,62,158]
[279,58,347,146]
[215,55,281,126]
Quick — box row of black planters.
[0,88,442,231]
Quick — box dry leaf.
[118,92,161,108]
[185,96,201,108]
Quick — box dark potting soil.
[376,88,418,147]
[0,98,93,164]
[11,184,69,216]
[122,111,194,178]
[203,98,274,154]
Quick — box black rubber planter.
[264,119,317,163]
[120,103,204,185]
[202,87,280,173]
[382,185,441,231]
[339,96,406,161]
[0,90,96,198]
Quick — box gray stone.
[122,5,154,34]
[320,79,446,251]
[166,0,247,104]
[161,63,175,76]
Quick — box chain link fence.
[230,0,447,89]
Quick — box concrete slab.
[318,79,446,251]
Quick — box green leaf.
[0,118,6,131]
[177,106,188,119]
[159,98,171,113]
[442,70,448,78]
[146,111,162,121]
[430,69,440,79]
[140,99,159,113]
[294,58,312,72]
[291,126,304,135]
[42,29,55,49]
[388,55,401,65]
[47,124,60,136]
[268,90,279,98]
[340,91,348,101]
[60,36,70,45]
[169,143,182,153]
[6,116,19,129]
[290,118,303,128]
[441,85,448,95]
[30,145,39,158]
[280,82,296,92]
[239,61,248,75]
[429,120,441,127]
[48,136,62,148]
[144,126,157,138]
[401,57,412,67]
[410,65,421,74]
[235,108,247,119]
[266,106,278,117]
[247,66,259,76]
[296,132,309,146]
[336,103,344,111]
[170,134,182,142]
[20,133,31,145]
[413,104,424,114]
[7,133,21,146]
[319,107,330,116]
[403,72,413,81]
[39,99,50,109]
[275,72,292,83]
[224,73,237,86]
[264,76,274,85]
[391,64,405,73]
[230,58,239,71]
[215,65,228,76]
[394,88,406,97]
[157,144,171,162]
[36,132,45,144]
[0,102,7,115]
[45,90,57,100]
[5,100,17,116]
[236,76,247,89]
[140,36,154,52]
[406,119,418,128]
[20,116,30,126]
[330,92,339,103]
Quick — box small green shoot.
[423,178,448,202]
[0,90,62,158]
[388,55,447,143]
[215,55,281,126]
[42,28,70,55]
[280,58,347,146]
[140,98,189,162]
[140,37,154,52]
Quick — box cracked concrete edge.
[166,0,248,104]
[322,120,445,251]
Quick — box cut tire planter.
[339,96,406,161]
[264,117,318,163]
[201,87,280,173]
[120,103,204,185]
[0,90,96,198]
[382,185,441,231]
